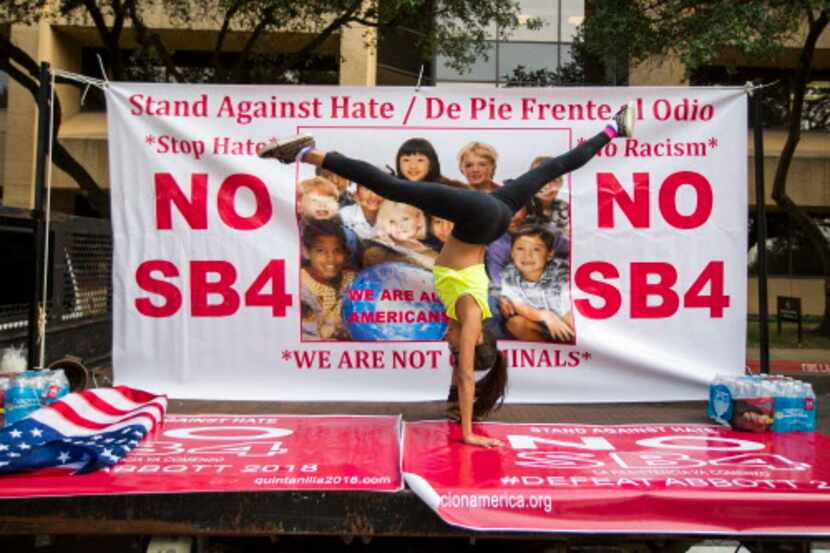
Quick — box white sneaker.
[612,100,636,138]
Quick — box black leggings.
[321,131,610,244]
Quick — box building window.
[0,24,9,109]
[0,70,7,110]
[434,0,584,86]
[435,42,498,82]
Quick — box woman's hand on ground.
[462,433,504,448]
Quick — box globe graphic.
[343,262,448,341]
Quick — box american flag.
[0,386,166,474]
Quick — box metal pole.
[751,84,770,375]
[26,62,52,370]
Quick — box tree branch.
[213,0,248,76]
[0,40,107,215]
[271,0,364,76]
[82,0,113,44]
[111,0,128,44]
[0,32,39,77]
[769,9,829,334]
[228,4,277,82]
[127,1,184,82]
[771,9,827,202]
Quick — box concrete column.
[628,55,687,86]
[2,25,40,209]
[339,23,377,86]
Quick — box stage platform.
[0,374,828,547]
[0,376,830,543]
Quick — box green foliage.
[0,0,536,207]
[580,0,816,75]
[0,0,48,25]
[2,0,535,82]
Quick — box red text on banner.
[135,260,293,317]
[574,261,729,319]
[597,171,713,230]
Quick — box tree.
[1,0,532,216]
[575,0,830,337]
[1,5,111,215]
[502,31,604,87]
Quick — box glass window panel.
[503,0,560,42]
[0,71,8,109]
[560,0,585,42]
[559,43,573,67]
[497,42,559,81]
[436,42,497,82]
[436,13,498,41]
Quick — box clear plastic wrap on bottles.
[42,369,70,405]
[2,369,72,426]
[708,373,817,432]
[0,377,11,426]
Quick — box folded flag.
[0,386,167,474]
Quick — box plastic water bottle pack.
[708,374,817,433]
[3,369,70,426]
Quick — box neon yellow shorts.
[432,264,492,321]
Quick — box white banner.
[106,84,747,401]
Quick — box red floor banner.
[0,415,401,497]
[403,420,830,535]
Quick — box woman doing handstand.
[259,102,635,447]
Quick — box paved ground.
[4,352,828,553]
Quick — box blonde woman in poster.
[458,141,500,192]
[260,103,634,447]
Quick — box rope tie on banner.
[35,66,108,366]
[415,64,425,92]
[37,68,58,367]
[96,54,110,85]
[52,69,108,108]
[744,80,780,97]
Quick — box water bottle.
[4,377,41,426]
[771,378,815,432]
[804,383,817,431]
[0,377,11,426]
[42,369,70,405]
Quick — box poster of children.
[297,131,574,344]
